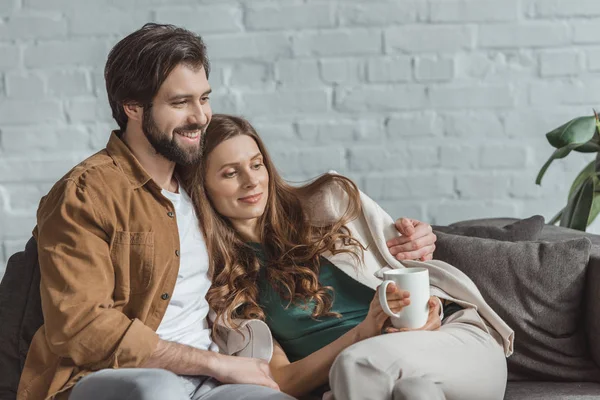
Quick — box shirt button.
[161,293,170,300]
[175,249,180,257]
[167,211,174,218]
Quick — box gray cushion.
[0,237,43,400]
[433,215,545,241]
[504,382,600,399]
[433,232,600,382]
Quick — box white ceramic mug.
[378,267,430,329]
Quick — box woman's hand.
[355,283,410,341]
[383,296,442,333]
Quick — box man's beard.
[142,107,206,166]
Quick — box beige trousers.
[328,308,507,400]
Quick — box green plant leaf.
[536,143,583,185]
[549,207,563,225]
[588,187,600,226]
[560,176,594,231]
[546,116,597,148]
[568,160,595,198]
[573,140,600,153]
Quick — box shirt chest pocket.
[111,231,155,294]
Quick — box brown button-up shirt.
[17,132,183,400]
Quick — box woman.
[181,114,513,400]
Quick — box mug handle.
[378,280,402,318]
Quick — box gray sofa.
[1,218,599,400]
[439,217,600,400]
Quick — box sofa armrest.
[585,247,600,368]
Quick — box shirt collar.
[105,131,153,189]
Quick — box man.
[17,23,437,400]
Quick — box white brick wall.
[1,0,600,275]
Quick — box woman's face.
[204,135,269,236]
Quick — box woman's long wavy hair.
[180,114,365,331]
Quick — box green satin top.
[252,244,374,362]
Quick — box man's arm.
[142,339,279,390]
[36,179,158,370]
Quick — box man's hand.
[383,296,442,333]
[387,217,436,261]
[212,354,280,391]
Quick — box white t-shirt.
[157,186,217,353]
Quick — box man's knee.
[393,377,445,400]
[70,369,189,400]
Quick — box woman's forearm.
[271,325,369,398]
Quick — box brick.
[240,89,330,116]
[47,71,91,96]
[338,2,425,26]
[510,174,550,199]
[229,63,272,88]
[348,146,411,173]
[415,56,454,82]
[204,33,292,60]
[410,146,440,168]
[534,0,600,17]
[69,10,151,36]
[440,146,479,169]
[155,5,242,34]
[442,111,504,138]
[296,118,385,144]
[89,123,118,151]
[270,147,346,177]
[529,81,600,106]
[209,89,239,115]
[366,56,411,83]
[276,59,321,88]
[430,201,518,225]
[246,120,297,146]
[376,201,425,222]
[0,154,90,183]
[320,58,364,84]
[430,85,514,109]
[207,64,226,88]
[1,212,37,238]
[573,19,600,44]
[364,173,454,200]
[2,125,90,153]
[0,100,61,125]
[67,98,113,123]
[0,44,20,70]
[456,174,511,199]
[479,23,570,48]
[294,29,382,57]
[4,239,29,260]
[0,0,17,16]
[587,49,600,71]
[386,26,474,53]
[24,40,109,68]
[245,3,334,31]
[430,0,518,22]
[539,50,582,77]
[1,183,45,211]
[386,112,443,139]
[480,146,529,168]
[23,0,106,9]
[504,110,577,139]
[454,53,498,79]
[0,15,67,40]
[5,72,45,99]
[336,85,427,112]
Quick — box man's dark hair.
[105,23,210,131]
